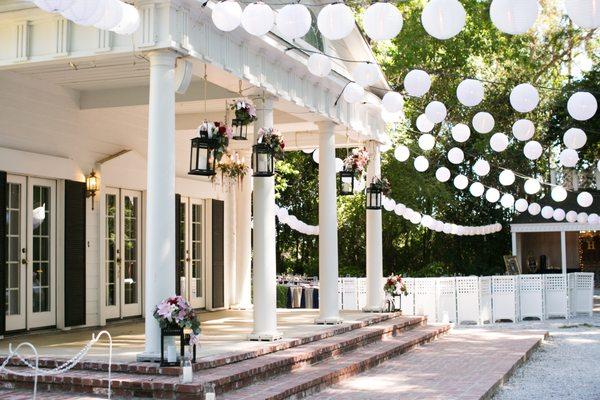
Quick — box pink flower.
[226,126,233,140]
[248,105,256,117]
[189,331,201,345]
[157,301,174,322]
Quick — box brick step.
[220,324,451,400]
[0,316,427,399]
[0,312,405,376]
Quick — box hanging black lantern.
[189,130,216,176]
[339,170,355,196]
[252,143,274,177]
[365,184,382,210]
[232,118,248,140]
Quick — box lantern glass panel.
[232,119,248,140]
[339,170,355,196]
[189,137,216,176]
[365,186,382,210]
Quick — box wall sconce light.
[86,170,99,210]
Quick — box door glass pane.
[191,204,203,299]
[123,195,138,305]
[32,185,50,313]
[5,183,21,315]
[105,194,117,307]
[179,202,186,278]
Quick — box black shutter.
[211,200,225,308]
[64,180,86,327]
[0,171,6,334]
[175,194,182,296]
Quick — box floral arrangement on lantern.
[371,177,391,195]
[153,296,201,345]
[215,154,250,186]
[230,99,257,125]
[343,147,370,178]
[258,128,286,160]
[198,121,232,162]
[384,274,408,296]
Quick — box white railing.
[337,273,595,324]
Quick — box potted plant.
[215,155,250,187]
[383,274,408,312]
[257,127,285,160]
[153,296,201,345]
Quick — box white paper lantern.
[242,2,275,36]
[404,69,431,97]
[528,202,541,215]
[490,0,539,35]
[588,213,600,224]
[577,212,589,224]
[524,178,541,194]
[94,0,123,31]
[61,0,103,25]
[416,114,435,133]
[456,79,484,107]
[447,147,464,164]
[343,83,365,104]
[421,215,433,227]
[510,83,539,113]
[34,0,75,12]
[394,145,410,162]
[307,53,332,77]
[112,3,140,35]
[353,63,380,88]
[335,158,344,173]
[451,123,470,143]
[553,208,566,221]
[418,134,436,151]
[312,149,319,163]
[523,140,543,160]
[577,191,593,207]
[469,182,485,197]
[473,159,491,177]
[410,213,423,224]
[363,2,403,40]
[566,210,578,222]
[69,0,109,26]
[403,208,413,220]
[421,0,466,40]
[212,0,243,32]
[541,206,554,219]
[598,160,600,172]
[559,148,579,168]
[563,128,587,150]
[383,197,396,212]
[485,188,500,203]
[512,119,535,141]
[551,186,568,202]
[382,92,404,114]
[381,109,402,124]
[354,179,366,192]
[394,203,406,216]
[443,223,452,234]
[515,198,529,212]
[414,156,430,172]
[490,132,509,152]
[472,112,495,134]
[453,174,469,190]
[501,193,515,208]
[499,169,515,186]
[566,0,600,29]
[317,3,355,40]
[275,4,311,40]
[425,101,447,123]
[435,167,451,182]
[567,91,598,121]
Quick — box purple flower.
[157,301,174,322]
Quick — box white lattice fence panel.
[341,278,358,310]
[456,277,479,324]
[544,274,568,318]
[518,275,544,320]
[492,276,517,322]
[357,278,367,310]
[401,278,415,316]
[436,277,457,323]
[337,278,343,310]
[569,273,594,316]
[479,277,492,324]
[414,278,437,322]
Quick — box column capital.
[316,120,337,132]
[147,50,178,66]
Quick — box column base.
[315,316,343,325]
[136,352,161,362]
[248,331,283,342]
[362,306,385,313]
[230,303,253,310]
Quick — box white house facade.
[0,0,390,358]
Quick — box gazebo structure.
[511,188,600,285]
[0,0,391,360]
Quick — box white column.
[249,96,282,341]
[560,230,567,275]
[141,50,177,358]
[364,141,384,312]
[511,232,518,256]
[233,150,253,309]
[225,184,237,308]
[316,122,342,324]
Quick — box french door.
[104,188,143,319]
[5,175,56,331]
[179,197,206,309]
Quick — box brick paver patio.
[309,328,547,400]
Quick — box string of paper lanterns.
[33,0,140,35]
[275,205,319,235]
